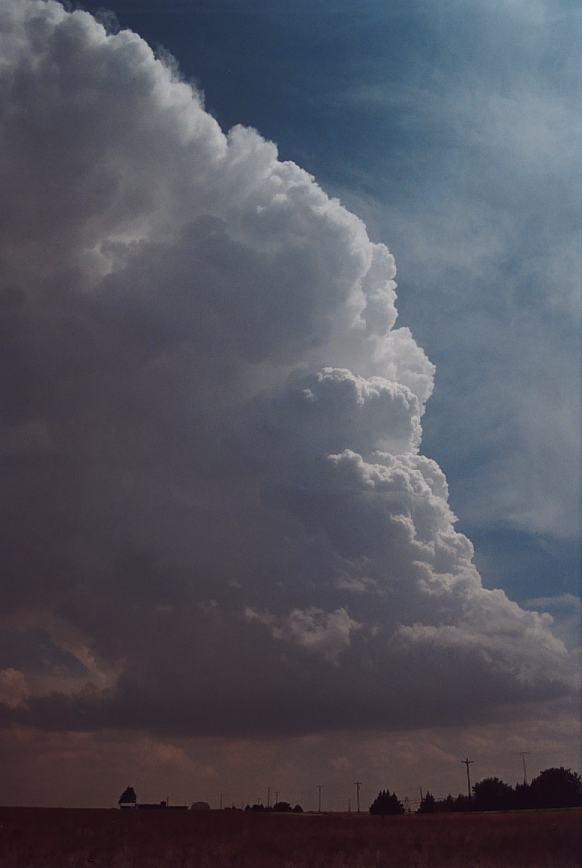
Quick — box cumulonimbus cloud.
[0,0,575,738]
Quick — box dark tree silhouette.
[529,768,582,809]
[272,801,292,812]
[473,777,514,811]
[513,782,533,810]
[118,786,136,805]
[369,789,404,815]
[292,804,303,813]
[417,791,436,814]
[422,767,582,814]
[453,794,472,812]
[430,794,469,813]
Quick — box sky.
[0,0,580,810]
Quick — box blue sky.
[82,0,581,603]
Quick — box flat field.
[0,806,580,868]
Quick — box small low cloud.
[0,669,30,710]
[246,607,362,664]
[525,594,582,614]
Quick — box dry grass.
[0,806,580,868]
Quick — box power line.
[518,751,530,786]
[461,757,474,799]
[353,781,362,813]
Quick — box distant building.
[190,801,211,812]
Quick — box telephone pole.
[461,757,474,799]
[267,787,270,808]
[317,784,323,813]
[354,781,362,813]
[519,751,530,785]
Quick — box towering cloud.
[0,0,574,740]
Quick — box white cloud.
[523,594,582,649]
[0,0,575,745]
[525,594,582,613]
[246,607,361,663]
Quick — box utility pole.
[354,781,362,813]
[275,791,279,806]
[267,787,270,808]
[419,786,423,801]
[461,757,474,799]
[317,784,323,813]
[518,752,530,786]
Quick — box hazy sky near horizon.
[0,0,580,808]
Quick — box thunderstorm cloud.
[0,0,576,743]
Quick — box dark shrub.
[370,789,404,815]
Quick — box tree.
[473,777,514,811]
[118,786,136,806]
[417,792,436,814]
[529,768,582,809]
[369,789,404,815]
[292,804,304,813]
[513,782,533,810]
[273,801,292,812]
[453,794,472,812]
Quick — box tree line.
[245,802,303,813]
[370,767,582,815]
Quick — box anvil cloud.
[0,0,575,745]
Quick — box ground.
[0,806,579,867]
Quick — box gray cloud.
[0,0,576,742]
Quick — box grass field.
[0,806,580,868]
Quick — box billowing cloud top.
[0,0,574,738]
